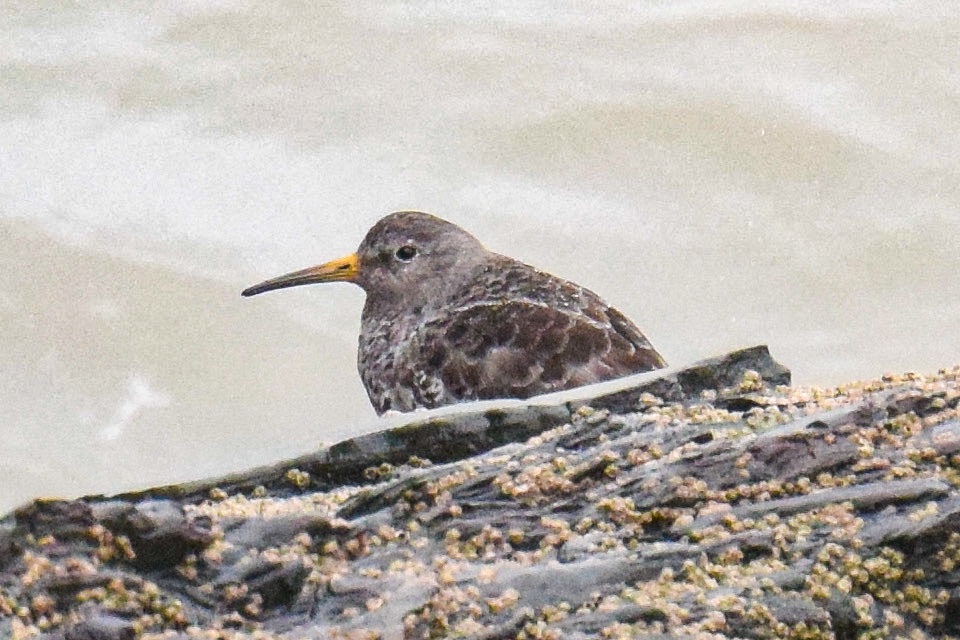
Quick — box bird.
[242,211,666,415]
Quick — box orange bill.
[241,253,358,297]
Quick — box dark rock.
[242,557,309,610]
[109,499,214,571]
[2,347,959,639]
[63,610,136,640]
[13,499,94,540]
[224,514,352,549]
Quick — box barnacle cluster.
[2,363,959,638]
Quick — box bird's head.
[242,211,488,312]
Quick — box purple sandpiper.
[242,212,666,414]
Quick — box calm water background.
[2,1,959,513]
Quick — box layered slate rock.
[2,346,959,640]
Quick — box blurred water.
[2,0,959,513]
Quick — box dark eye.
[395,245,418,261]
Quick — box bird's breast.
[357,311,434,413]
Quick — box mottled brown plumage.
[243,212,665,414]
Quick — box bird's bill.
[241,253,359,297]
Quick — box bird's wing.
[604,305,666,366]
[409,299,664,405]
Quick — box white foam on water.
[98,376,172,442]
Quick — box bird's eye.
[395,245,418,261]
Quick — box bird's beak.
[241,253,359,297]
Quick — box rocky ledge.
[2,346,959,640]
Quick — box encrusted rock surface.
[2,346,959,640]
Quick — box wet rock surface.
[2,346,959,639]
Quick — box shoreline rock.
[2,346,959,639]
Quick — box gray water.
[2,0,959,514]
